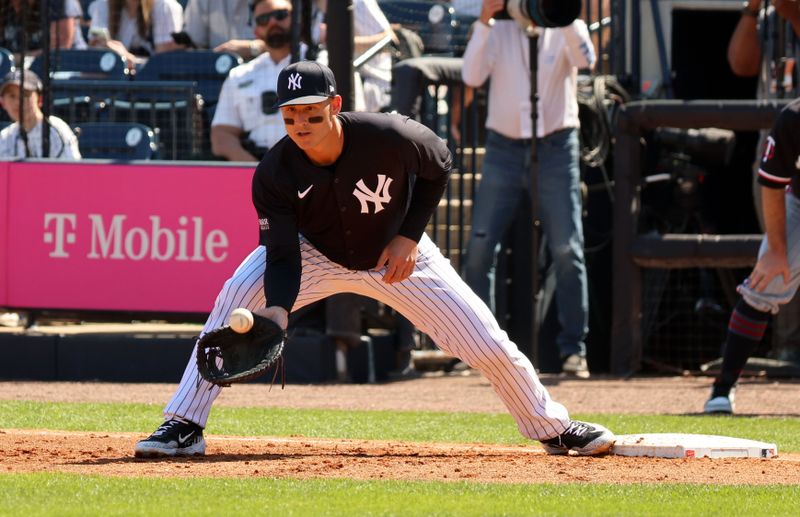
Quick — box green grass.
[0,473,798,517]
[2,400,798,516]
[0,400,797,452]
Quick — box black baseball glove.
[196,313,286,386]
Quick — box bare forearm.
[354,30,393,55]
[210,128,257,162]
[762,187,788,255]
[728,5,762,76]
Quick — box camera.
[261,91,279,115]
[503,0,582,29]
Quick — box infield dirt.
[2,374,799,484]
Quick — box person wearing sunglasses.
[210,0,319,162]
[180,0,264,60]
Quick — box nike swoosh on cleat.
[298,185,313,199]
[178,431,195,444]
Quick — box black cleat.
[134,418,206,458]
[540,420,615,456]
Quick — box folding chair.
[379,1,468,56]
[73,122,158,160]
[134,50,242,107]
[31,48,130,81]
[0,47,14,80]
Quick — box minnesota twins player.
[134,61,615,458]
[704,96,800,414]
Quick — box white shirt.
[212,49,310,150]
[450,0,482,18]
[354,0,393,112]
[183,0,253,50]
[0,116,81,159]
[89,0,181,54]
[462,20,595,138]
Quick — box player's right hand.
[254,306,289,330]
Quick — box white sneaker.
[134,419,206,458]
[540,420,615,456]
[0,312,20,327]
[704,389,735,414]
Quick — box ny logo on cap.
[288,72,302,90]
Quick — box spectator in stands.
[0,0,74,62]
[727,0,800,366]
[87,0,183,69]
[67,0,88,49]
[177,0,268,61]
[0,70,80,159]
[461,0,596,378]
[210,0,307,161]
[313,0,396,112]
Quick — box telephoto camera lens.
[505,0,582,28]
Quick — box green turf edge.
[1,400,798,452]
[0,473,798,517]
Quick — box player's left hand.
[373,235,418,283]
[747,248,791,292]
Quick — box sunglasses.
[255,8,290,26]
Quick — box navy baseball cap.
[273,60,337,108]
[1,69,43,95]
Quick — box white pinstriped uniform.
[164,234,571,440]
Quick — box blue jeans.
[463,128,589,358]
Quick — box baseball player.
[704,97,800,414]
[0,70,80,159]
[134,61,615,458]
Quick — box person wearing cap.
[133,60,615,460]
[461,0,596,378]
[210,0,318,162]
[0,70,80,159]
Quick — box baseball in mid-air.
[229,308,254,333]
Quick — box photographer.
[210,0,312,162]
[461,0,596,377]
[728,0,800,365]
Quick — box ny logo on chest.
[353,174,393,214]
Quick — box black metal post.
[290,0,302,63]
[41,0,51,157]
[529,30,541,366]
[327,0,355,112]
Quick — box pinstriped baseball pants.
[738,190,800,314]
[164,234,571,441]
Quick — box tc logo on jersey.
[762,136,776,163]
[287,73,302,90]
[353,174,393,214]
[258,218,270,231]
